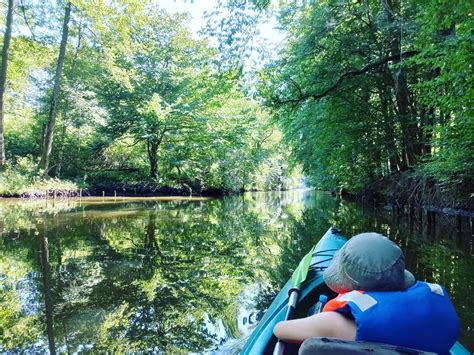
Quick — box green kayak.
[241,227,470,355]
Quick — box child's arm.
[273,311,356,342]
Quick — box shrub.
[0,156,79,197]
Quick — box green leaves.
[259,0,472,194]
[0,0,307,193]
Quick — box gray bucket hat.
[324,232,416,293]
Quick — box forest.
[0,0,472,208]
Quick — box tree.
[39,1,71,176]
[97,10,257,185]
[0,0,310,195]
[254,0,472,195]
[0,0,17,170]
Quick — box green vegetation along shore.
[0,1,472,211]
[251,0,473,210]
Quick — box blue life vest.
[323,281,460,354]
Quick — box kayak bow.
[242,227,346,355]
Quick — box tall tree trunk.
[147,140,159,180]
[0,0,16,170]
[394,68,417,166]
[381,0,418,168]
[39,1,71,176]
[55,17,82,179]
[379,69,404,173]
[55,117,66,177]
[422,100,436,157]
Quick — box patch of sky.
[156,0,285,68]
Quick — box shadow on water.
[0,191,472,353]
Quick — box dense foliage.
[254,0,472,195]
[0,0,471,201]
[0,1,299,196]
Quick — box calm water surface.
[0,191,473,353]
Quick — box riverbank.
[86,182,232,197]
[354,172,474,215]
[3,172,472,218]
[0,179,240,199]
[0,177,79,199]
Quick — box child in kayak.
[273,232,460,354]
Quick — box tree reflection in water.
[0,191,472,352]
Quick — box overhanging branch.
[273,51,418,107]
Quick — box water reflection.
[0,191,472,352]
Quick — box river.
[0,191,472,353]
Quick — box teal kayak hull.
[241,227,470,355]
[241,227,346,354]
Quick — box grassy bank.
[0,163,79,198]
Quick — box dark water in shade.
[0,191,472,353]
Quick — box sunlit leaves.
[261,0,472,193]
